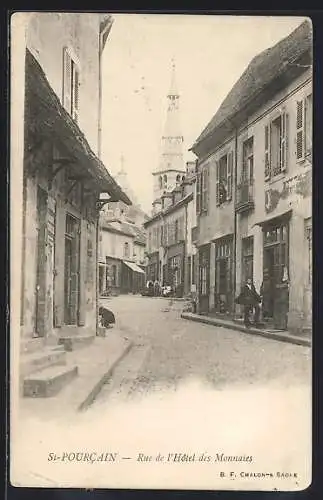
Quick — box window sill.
[266,172,286,185]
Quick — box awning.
[25,49,131,205]
[254,209,293,228]
[124,261,145,274]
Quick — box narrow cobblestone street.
[94,295,310,406]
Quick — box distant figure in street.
[236,278,261,328]
[99,306,115,328]
[154,280,160,297]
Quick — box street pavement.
[14,295,311,489]
[94,294,311,405]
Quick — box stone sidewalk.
[181,312,311,347]
[19,329,133,421]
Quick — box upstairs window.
[264,110,289,180]
[241,137,254,184]
[124,242,130,259]
[216,151,233,206]
[196,164,210,215]
[297,93,312,162]
[62,47,80,123]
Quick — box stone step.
[58,335,95,352]
[23,364,78,398]
[20,346,67,377]
[20,337,44,354]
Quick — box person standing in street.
[236,278,262,328]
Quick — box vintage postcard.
[10,12,312,491]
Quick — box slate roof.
[192,20,312,151]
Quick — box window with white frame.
[62,47,80,123]
[264,110,289,180]
[216,152,233,206]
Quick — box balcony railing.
[235,180,255,213]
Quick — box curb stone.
[77,341,134,411]
[181,313,311,347]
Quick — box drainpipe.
[233,126,238,315]
[184,204,188,297]
[95,207,100,336]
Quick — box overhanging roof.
[25,48,131,205]
[124,261,145,274]
[191,20,312,154]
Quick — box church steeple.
[152,60,185,207]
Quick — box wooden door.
[35,187,48,336]
[64,215,80,325]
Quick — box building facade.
[20,13,130,358]
[98,163,147,295]
[98,216,146,295]
[145,163,196,297]
[191,20,312,334]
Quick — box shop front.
[261,214,290,330]
[198,243,210,314]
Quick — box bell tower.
[152,60,185,209]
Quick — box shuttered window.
[264,110,289,179]
[216,160,220,206]
[63,47,80,123]
[264,124,270,180]
[216,153,232,205]
[201,166,209,212]
[227,151,233,200]
[281,112,289,172]
[196,172,201,215]
[296,99,305,162]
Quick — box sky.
[101,15,306,213]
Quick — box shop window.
[242,236,254,283]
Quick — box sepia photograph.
[10,12,312,491]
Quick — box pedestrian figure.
[236,278,261,328]
[98,306,116,328]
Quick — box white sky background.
[101,15,305,213]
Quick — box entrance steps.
[23,364,78,398]
[57,326,96,351]
[21,343,79,398]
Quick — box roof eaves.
[25,49,132,206]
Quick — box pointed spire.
[168,58,179,97]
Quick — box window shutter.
[72,65,80,123]
[196,172,201,215]
[296,99,305,162]
[62,47,72,113]
[202,168,207,211]
[281,112,289,172]
[227,151,233,201]
[216,161,220,206]
[204,165,210,211]
[264,124,271,180]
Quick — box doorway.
[64,214,80,325]
[35,186,48,336]
[198,244,210,313]
[214,237,233,313]
[262,222,289,329]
